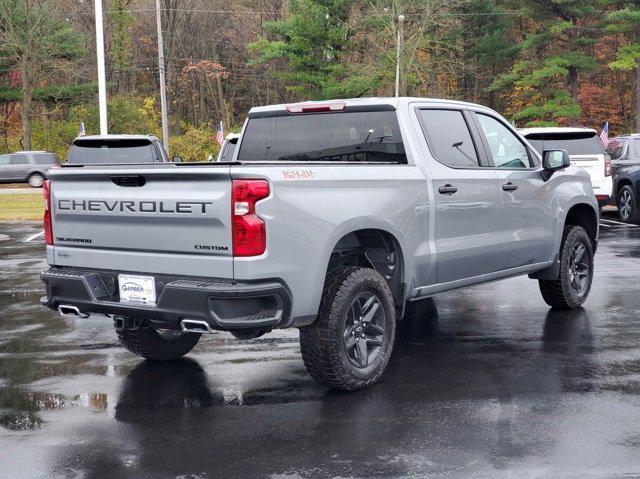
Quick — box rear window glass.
[525,132,603,156]
[67,139,157,164]
[237,111,406,163]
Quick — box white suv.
[520,127,612,207]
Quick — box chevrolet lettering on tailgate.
[57,199,214,214]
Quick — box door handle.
[502,182,518,192]
[438,184,458,195]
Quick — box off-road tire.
[539,225,593,310]
[617,185,639,223]
[299,266,396,391]
[28,173,45,188]
[117,326,201,360]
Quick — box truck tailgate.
[48,165,233,278]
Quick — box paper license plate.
[118,274,156,305]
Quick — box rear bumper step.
[40,267,292,331]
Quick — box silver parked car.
[0,151,58,187]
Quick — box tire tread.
[300,267,395,391]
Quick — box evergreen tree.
[491,0,598,126]
[249,0,352,100]
[0,0,84,149]
[604,3,640,131]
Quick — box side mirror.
[172,155,183,163]
[542,149,570,180]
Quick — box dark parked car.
[608,134,640,222]
[0,151,58,187]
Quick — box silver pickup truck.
[40,98,599,391]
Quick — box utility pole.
[94,0,108,135]
[395,14,405,98]
[155,0,170,152]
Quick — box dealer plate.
[118,274,156,305]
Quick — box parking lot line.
[600,218,637,227]
[23,231,44,242]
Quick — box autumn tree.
[0,0,84,149]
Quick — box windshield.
[236,111,406,163]
[67,139,158,164]
[525,132,603,156]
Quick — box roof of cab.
[247,97,493,115]
[519,127,597,136]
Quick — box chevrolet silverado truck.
[40,98,599,391]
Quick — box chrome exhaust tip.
[180,319,216,334]
[58,305,89,318]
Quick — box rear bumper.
[40,267,292,331]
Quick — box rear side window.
[526,132,603,156]
[219,140,237,162]
[607,139,627,160]
[0,154,10,165]
[634,139,640,159]
[417,109,479,168]
[67,139,156,164]
[237,111,406,163]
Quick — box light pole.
[94,0,108,134]
[395,14,405,98]
[155,0,170,153]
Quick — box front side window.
[34,154,57,165]
[417,109,479,168]
[476,114,533,168]
[237,111,406,163]
[0,154,10,165]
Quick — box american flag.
[216,121,224,146]
[599,122,609,147]
[78,122,86,137]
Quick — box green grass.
[0,193,43,221]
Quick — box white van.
[520,127,612,207]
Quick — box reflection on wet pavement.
[1,218,640,478]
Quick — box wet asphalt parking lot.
[1,214,640,478]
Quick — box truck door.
[413,106,505,284]
[470,111,556,268]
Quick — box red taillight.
[43,180,53,245]
[232,179,269,256]
[285,101,346,114]
[604,154,613,177]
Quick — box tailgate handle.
[111,175,146,187]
